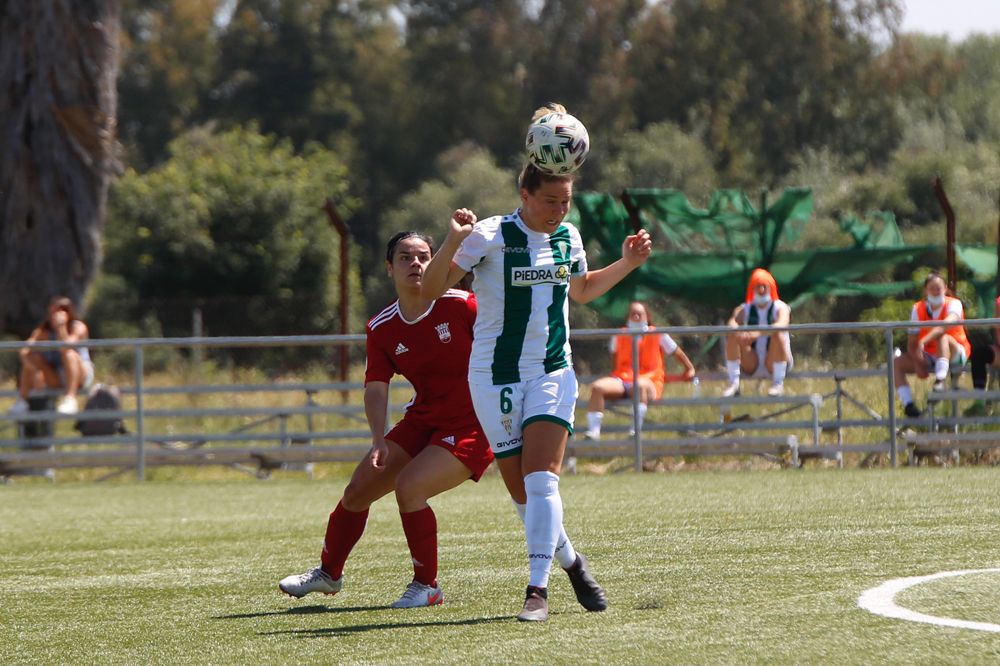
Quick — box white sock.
[772,361,787,385]
[636,403,648,431]
[726,360,741,385]
[524,471,563,588]
[513,500,576,569]
[897,385,913,406]
[934,358,949,381]
[586,411,603,435]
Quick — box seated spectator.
[10,297,94,415]
[583,301,696,439]
[893,272,971,418]
[722,268,792,397]
[965,295,1000,415]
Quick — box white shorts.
[749,334,793,378]
[468,366,578,459]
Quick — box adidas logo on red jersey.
[394,343,409,355]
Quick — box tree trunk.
[0,0,120,336]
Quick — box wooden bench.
[904,431,1000,466]
[569,435,799,467]
[0,443,371,479]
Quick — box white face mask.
[752,293,772,308]
[627,319,648,331]
[927,293,944,309]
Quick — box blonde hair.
[531,102,567,123]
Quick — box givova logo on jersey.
[510,264,570,287]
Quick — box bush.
[96,125,361,369]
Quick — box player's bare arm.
[569,229,651,304]
[421,208,475,300]
[363,381,390,469]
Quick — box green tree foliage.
[626,0,904,182]
[93,125,359,356]
[592,121,718,198]
[385,143,518,239]
[118,0,220,167]
[526,0,646,142]
[403,1,533,169]
[209,0,415,269]
[97,0,1000,343]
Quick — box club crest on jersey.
[434,322,452,343]
[510,264,570,286]
[501,416,513,435]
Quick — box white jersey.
[453,209,588,385]
[740,299,793,362]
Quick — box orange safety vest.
[611,329,666,397]
[915,296,971,357]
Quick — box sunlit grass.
[4,469,1000,664]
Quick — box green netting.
[838,211,905,249]
[572,188,937,320]
[956,244,999,317]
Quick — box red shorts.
[385,415,494,481]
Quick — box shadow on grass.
[215,604,392,620]
[259,614,512,637]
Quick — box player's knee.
[394,474,428,508]
[341,479,370,510]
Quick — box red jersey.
[365,289,477,426]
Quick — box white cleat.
[279,567,343,598]
[721,382,741,397]
[767,383,785,397]
[56,396,79,415]
[7,399,28,415]
[582,429,600,441]
[391,581,444,608]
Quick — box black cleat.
[565,553,608,611]
[903,402,922,418]
[517,585,549,622]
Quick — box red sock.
[400,506,438,586]
[320,501,369,580]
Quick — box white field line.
[858,568,1000,632]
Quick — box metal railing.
[2,316,999,479]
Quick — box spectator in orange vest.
[583,301,696,439]
[722,268,792,397]
[893,272,971,418]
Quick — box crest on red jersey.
[435,322,452,343]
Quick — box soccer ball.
[525,112,590,175]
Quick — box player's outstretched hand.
[622,229,652,267]
[369,439,389,470]
[449,208,477,242]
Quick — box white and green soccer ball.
[524,112,590,175]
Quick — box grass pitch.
[4,467,1000,665]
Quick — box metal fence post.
[134,345,146,481]
[885,328,898,467]
[632,331,642,472]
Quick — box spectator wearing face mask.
[583,301,696,440]
[722,268,793,397]
[893,271,971,418]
